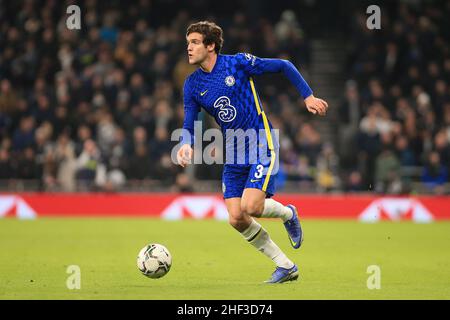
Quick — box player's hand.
[177,144,193,168]
[305,95,328,116]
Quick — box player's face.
[186,32,209,65]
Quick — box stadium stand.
[0,0,448,194]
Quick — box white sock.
[241,219,294,269]
[261,199,293,222]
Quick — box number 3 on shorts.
[254,164,264,179]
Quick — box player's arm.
[237,53,328,116]
[177,78,200,167]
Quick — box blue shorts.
[222,158,277,199]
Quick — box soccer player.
[177,21,328,283]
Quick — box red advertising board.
[1,193,450,222]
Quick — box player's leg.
[226,195,296,276]
[223,164,254,232]
[225,192,292,270]
[240,188,295,268]
[225,197,252,232]
[223,164,298,282]
[241,188,293,222]
[246,163,303,249]
[261,197,303,249]
[226,197,291,271]
[250,118,294,222]
[240,188,298,283]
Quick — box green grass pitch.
[1,218,449,299]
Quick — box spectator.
[0,79,18,115]
[172,172,194,193]
[394,135,417,167]
[316,143,340,192]
[127,144,152,180]
[422,151,448,194]
[16,147,42,180]
[374,146,402,194]
[295,123,322,164]
[96,109,117,156]
[433,130,450,169]
[345,170,365,192]
[0,148,13,181]
[131,126,148,155]
[338,80,361,167]
[33,94,54,125]
[75,139,104,190]
[149,126,172,162]
[54,133,77,191]
[74,124,93,156]
[12,116,35,151]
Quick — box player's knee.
[240,201,263,217]
[228,215,249,232]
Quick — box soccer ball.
[137,243,172,279]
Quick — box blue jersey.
[182,53,313,165]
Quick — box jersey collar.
[200,54,222,75]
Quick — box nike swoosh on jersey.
[250,179,261,183]
[200,90,208,96]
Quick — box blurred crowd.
[0,0,448,194]
[0,0,312,192]
[339,0,450,194]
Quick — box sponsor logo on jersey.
[213,96,237,122]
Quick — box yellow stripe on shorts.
[249,77,276,192]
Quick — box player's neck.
[199,54,218,73]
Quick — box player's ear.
[206,42,216,53]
